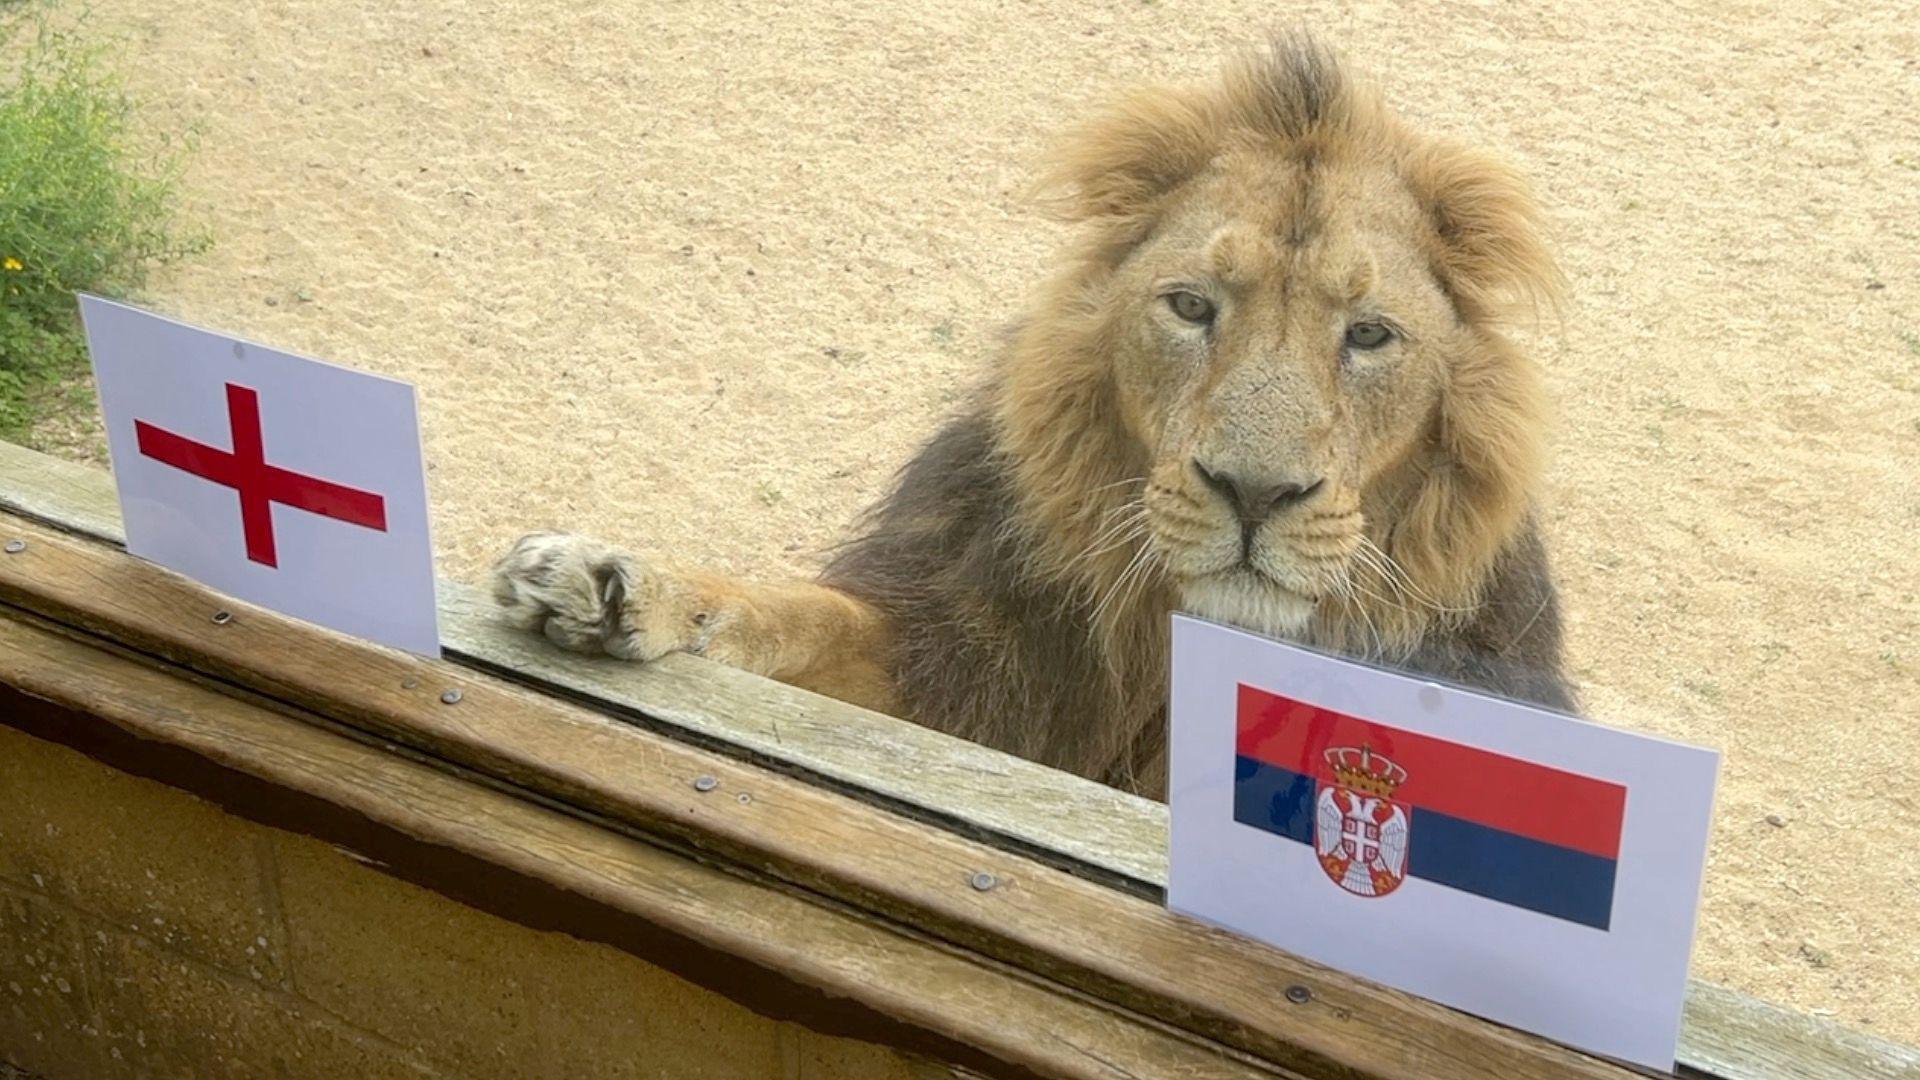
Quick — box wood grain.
[4,439,1915,1079]
[0,614,1281,1080]
[1676,982,1919,1080]
[0,510,1632,1079]
[0,439,1168,891]
[442,588,1167,890]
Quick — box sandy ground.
[30,0,1918,1046]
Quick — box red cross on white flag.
[80,296,440,656]
[133,383,390,568]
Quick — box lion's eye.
[1167,291,1216,325]
[1345,321,1393,350]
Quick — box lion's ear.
[1404,139,1566,322]
[1032,83,1223,224]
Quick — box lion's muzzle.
[1190,459,1326,555]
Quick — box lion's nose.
[1193,461,1325,523]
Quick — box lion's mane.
[823,35,1574,796]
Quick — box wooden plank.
[0,614,1280,1080]
[441,590,1166,891]
[0,438,1168,892]
[0,439,122,539]
[3,439,1913,1079]
[1676,982,1919,1080]
[0,510,1632,1080]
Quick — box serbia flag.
[1233,684,1627,930]
[1168,616,1720,1069]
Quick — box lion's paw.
[492,532,702,662]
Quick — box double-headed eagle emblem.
[1315,745,1411,898]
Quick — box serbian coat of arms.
[1315,745,1410,898]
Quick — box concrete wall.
[0,724,938,1079]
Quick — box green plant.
[0,1,207,440]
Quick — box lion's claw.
[493,531,704,662]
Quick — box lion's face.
[1107,150,1454,634]
[1002,36,1558,653]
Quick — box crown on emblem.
[1324,745,1407,797]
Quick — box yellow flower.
[1,258,21,272]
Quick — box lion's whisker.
[1333,575,1387,658]
[1356,535,1473,616]
[1068,506,1140,553]
[1120,546,1165,614]
[1090,539,1160,628]
[1071,522,1136,565]
[1063,500,1150,575]
[1069,523,1148,575]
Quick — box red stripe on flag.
[1236,684,1626,859]
[263,465,388,531]
[225,384,279,566]
[135,420,238,487]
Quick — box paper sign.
[80,296,440,656]
[1167,614,1719,1069]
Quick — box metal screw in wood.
[1285,985,1312,1005]
[211,611,233,625]
[3,540,23,554]
[439,689,463,705]
[692,775,718,793]
[969,872,998,892]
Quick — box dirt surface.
[40,0,1920,1045]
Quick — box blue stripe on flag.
[1407,808,1617,931]
[1231,755,1617,930]
[1232,755,1315,845]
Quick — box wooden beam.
[0,503,1630,1079]
[3,439,1915,1079]
[1677,982,1918,1080]
[0,438,1166,891]
[0,614,1276,1080]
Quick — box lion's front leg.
[492,532,899,715]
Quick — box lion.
[493,33,1575,798]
